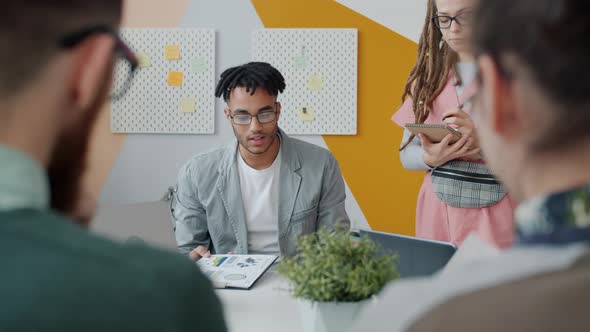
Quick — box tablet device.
[360,230,456,278]
[405,123,461,144]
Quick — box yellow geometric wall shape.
[251,0,424,235]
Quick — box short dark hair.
[0,0,122,98]
[473,0,590,150]
[214,62,286,102]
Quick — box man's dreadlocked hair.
[400,0,460,151]
[215,62,286,101]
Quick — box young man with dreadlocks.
[172,62,350,259]
[391,0,515,248]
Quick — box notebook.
[405,123,462,143]
[405,123,482,159]
[360,230,457,278]
[196,254,278,289]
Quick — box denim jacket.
[171,129,350,257]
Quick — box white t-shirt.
[455,61,477,97]
[237,146,281,255]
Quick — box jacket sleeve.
[400,128,432,171]
[317,153,351,232]
[171,161,211,256]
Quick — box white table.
[216,270,303,332]
[91,201,177,249]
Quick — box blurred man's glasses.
[432,12,474,29]
[59,26,138,101]
[228,108,278,126]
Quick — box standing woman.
[392,0,515,248]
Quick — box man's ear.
[275,101,281,121]
[479,55,520,139]
[223,108,232,122]
[66,35,115,113]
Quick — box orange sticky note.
[180,97,196,113]
[165,45,181,60]
[168,71,183,87]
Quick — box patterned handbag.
[431,160,507,208]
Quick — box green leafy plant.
[277,227,399,302]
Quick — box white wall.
[335,0,427,43]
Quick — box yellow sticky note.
[180,97,196,113]
[165,45,181,60]
[168,71,183,87]
[297,106,315,122]
[308,74,324,91]
[136,52,151,68]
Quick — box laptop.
[360,230,457,278]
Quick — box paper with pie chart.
[196,254,278,289]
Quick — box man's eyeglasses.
[432,11,474,29]
[228,110,278,126]
[59,26,138,101]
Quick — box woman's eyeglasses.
[432,12,474,29]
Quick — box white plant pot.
[298,298,372,332]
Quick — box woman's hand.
[442,108,480,151]
[420,133,481,168]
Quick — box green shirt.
[0,145,227,331]
[0,145,49,211]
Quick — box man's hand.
[190,246,211,260]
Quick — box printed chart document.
[197,255,278,289]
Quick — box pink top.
[392,75,477,127]
[392,76,515,249]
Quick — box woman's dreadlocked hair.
[215,62,286,101]
[400,0,460,151]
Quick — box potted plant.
[277,227,399,332]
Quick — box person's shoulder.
[184,146,227,168]
[93,231,227,331]
[10,210,200,283]
[180,141,235,176]
[46,211,207,279]
[2,209,227,330]
[404,248,590,332]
